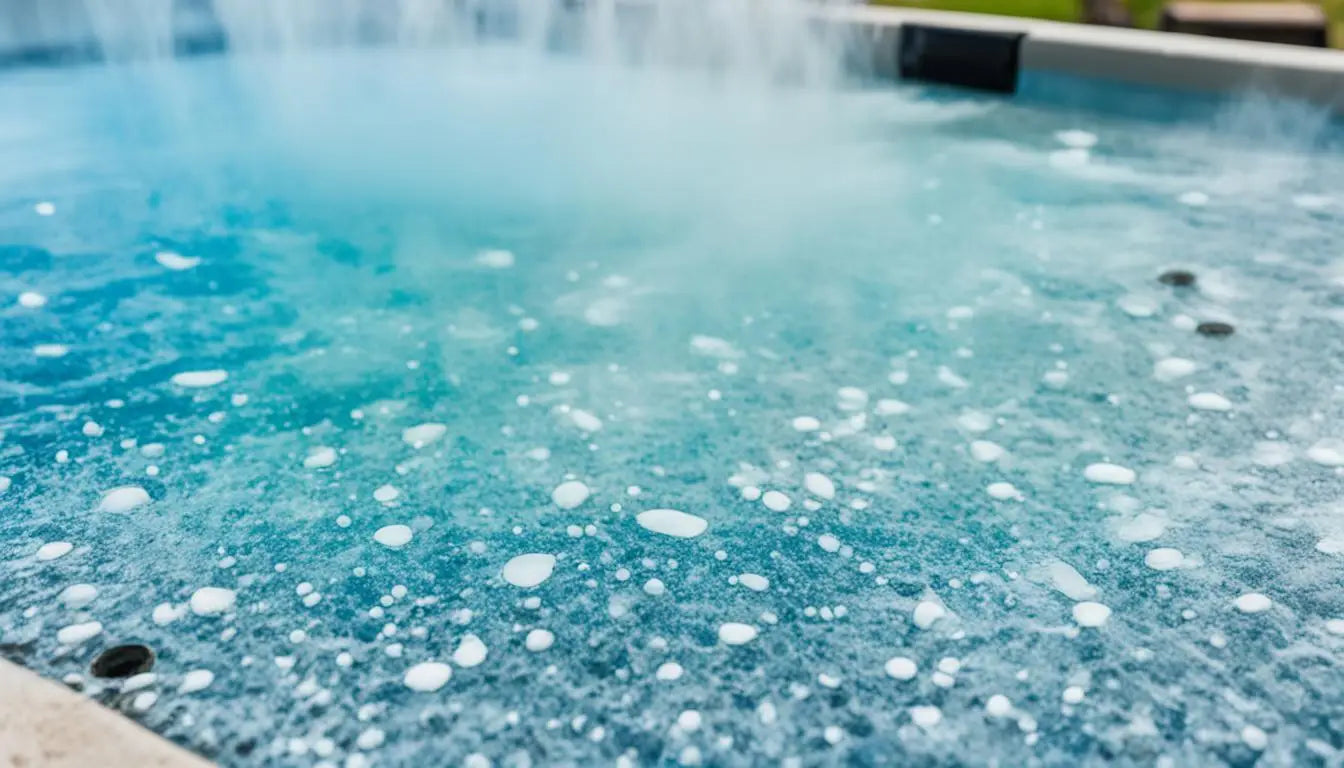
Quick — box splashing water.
[3,1,1344,766]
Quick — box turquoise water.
[3,45,1344,767]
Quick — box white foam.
[1178,191,1210,206]
[986,482,1022,501]
[34,344,68,358]
[717,622,758,645]
[36,541,73,561]
[689,335,740,358]
[1306,439,1344,467]
[818,534,841,553]
[98,485,150,512]
[402,423,447,448]
[502,553,556,588]
[56,621,102,645]
[884,657,917,680]
[1234,593,1272,613]
[1144,548,1184,571]
[737,573,769,592]
[1115,513,1167,543]
[1072,601,1111,627]
[985,694,1014,718]
[475,249,515,268]
[551,480,590,509]
[34,201,55,216]
[525,629,555,652]
[171,369,228,388]
[152,602,186,625]
[804,472,836,500]
[58,584,97,608]
[1188,392,1232,412]
[1241,725,1268,751]
[17,291,47,308]
[938,367,969,389]
[1055,129,1098,149]
[836,387,869,411]
[179,669,215,693]
[190,587,236,616]
[1252,442,1294,467]
[970,441,1005,463]
[1045,561,1097,601]
[909,706,942,728]
[155,251,201,271]
[303,447,337,468]
[792,416,821,432]
[656,661,684,680]
[569,409,603,432]
[874,399,910,416]
[762,491,791,512]
[453,634,488,667]
[0,477,8,493]
[913,601,946,630]
[404,661,452,691]
[1154,358,1197,382]
[637,509,708,538]
[957,411,993,433]
[373,485,401,503]
[374,524,413,549]
[1084,463,1136,485]
[1063,686,1085,704]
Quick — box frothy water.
[3,2,1344,766]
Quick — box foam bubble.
[1084,463,1136,485]
[180,669,215,693]
[374,525,413,548]
[803,472,835,500]
[957,411,993,433]
[551,480,590,509]
[453,634,488,667]
[525,629,555,652]
[33,344,68,358]
[913,601,946,630]
[791,416,821,432]
[987,482,1022,501]
[1153,357,1197,382]
[569,409,603,432]
[34,201,55,216]
[155,251,202,270]
[402,423,447,448]
[475,249,515,268]
[303,447,338,468]
[762,491,791,512]
[373,485,401,503]
[1055,130,1098,149]
[1234,593,1272,613]
[35,541,73,561]
[1144,548,1184,571]
[656,661,684,680]
[637,509,708,538]
[884,656,917,680]
[689,335,740,358]
[910,706,942,728]
[56,621,102,645]
[98,485,150,512]
[874,399,910,416]
[737,573,769,591]
[717,622,758,645]
[171,369,228,388]
[190,587,237,616]
[970,441,1005,463]
[1306,439,1344,467]
[404,662,452,691]
[1072,601,1111,627]
[1188,392,1231,412]
[58,584,97,608]
[502,553,556,588]
[17,291,47,308]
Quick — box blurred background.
[874,0,1342,47]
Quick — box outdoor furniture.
[1161,2,1329,47]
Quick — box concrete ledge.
[816,5,1344,110]
[0,658,209,768]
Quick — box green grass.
[873,0,1081,22]
[872,0,1344,45]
